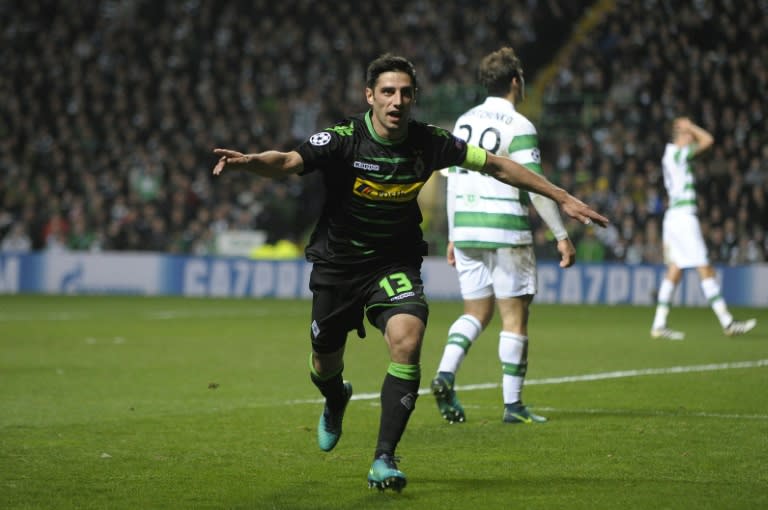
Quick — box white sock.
[652,278,676,330]
[437,314,482,374]
[499,332,528,405]
[701,277,732,328]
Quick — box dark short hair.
[479,47,523,96]
[365,53,418,91]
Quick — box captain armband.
[461,145,487,172]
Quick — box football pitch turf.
[1,295,766,509]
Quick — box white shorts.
[663,211,709,268]
[454,245,537,300]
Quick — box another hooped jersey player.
[445,97,556,248]
[295,110,480,266]
[661,142,698,217]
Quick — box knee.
[698,265,716,280]
[312,349,344,376]
[475,309,494,329]
[463,297,494,329]
[666,266,682,283]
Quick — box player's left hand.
[557,238,576,268]
[446,241,456,267]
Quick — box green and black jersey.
[295,111,471,267]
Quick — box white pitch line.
[532,407,768,421]
[466,359,768,388]
[287,359,768,405]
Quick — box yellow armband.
[462,144,487,172]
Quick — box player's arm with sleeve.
[213,127,344,178]
[682,118,714,158]
[212,149,304,177]
[508,124,576,267]
[460,144,609,227]
[689,123,714,157]
[444,168,458,242]
[443,120,468,264]
[444,122,461,243]
[444,170,458,266]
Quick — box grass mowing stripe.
[287,358,768,404]
[0,308,303,321]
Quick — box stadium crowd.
[1,0,766,266]
[535,0,767,265]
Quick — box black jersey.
[296,111,469,267]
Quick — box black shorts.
[308,260,429,354]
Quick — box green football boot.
[502,402,548,424]
[431,373,465,423]
[367,454,407,492]
[317,382,353,452]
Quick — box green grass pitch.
[1,295,766,509]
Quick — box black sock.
[375,373,420,458]
[310,371,345,411]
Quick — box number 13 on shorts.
[379,272,414,298]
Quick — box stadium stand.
[1,0,765,265]
[537,0,767,264]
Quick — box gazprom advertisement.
[1,253,767,306]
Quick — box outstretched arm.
[212,148,304,177]
[482,152,609,227]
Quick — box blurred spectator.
[624,231,645,265]
[42,213,69,251]
[575,227,606,262]
[730,236,765,265]
[145,216,168,253]
[67,216,96,251]
[1,222,32,253]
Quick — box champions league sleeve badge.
[309,132,332,146]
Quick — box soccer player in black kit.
[212,54,608,492]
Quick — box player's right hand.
[212,148,246,175]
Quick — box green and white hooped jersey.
[661,142,698,215]
[447,97,541,248]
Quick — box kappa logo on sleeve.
[309,132,332,146]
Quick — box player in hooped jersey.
[212,54,608,492]
[431,47,576,425]
[650,117,756,340]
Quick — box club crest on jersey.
[309,132,332,146]
[413,155,425,175]
[531,148,541,163]
[353,177,423,202]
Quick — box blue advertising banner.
[1,253,766,306]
